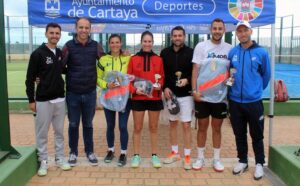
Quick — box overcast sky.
[3,0,300,25]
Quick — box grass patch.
[264,100,300,116]
[6,61,29,98]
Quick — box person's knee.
[69,121,79,128]
[134,125,143,134]
[212,126,221,134]
[149,125,158,133]
[119,124,128,133]
[183,123,191,131]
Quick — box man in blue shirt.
[228,21,271,180]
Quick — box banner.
[28,0,275,25]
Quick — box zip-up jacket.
[228,41,271,103]
[25,43,64,103]
[160,45,193,97]
[62,37,104,94]
[97,53,131,89]
[127,50,165,101]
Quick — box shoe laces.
[107,150,114,157]
[69,153,77,161]
[119,154,126,161]
[40,160,48,169]
[152,155,159,161]
[88,153,96,160]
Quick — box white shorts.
[167,96,194,123]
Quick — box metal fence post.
[0,0,21,163]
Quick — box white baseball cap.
[236,21,252,30]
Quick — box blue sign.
[28,0,275,25]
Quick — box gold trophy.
[153,74,161,88]
[226,68,237,86]
[175,71,182,87]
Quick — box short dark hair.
[75,17,91,27]
[141,31,153,42]
[109,34,122,43]
[46,22,61,32]
[210,18,225,28]
[171,26,185,36]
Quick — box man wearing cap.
[228,21,271,180]
[160,26,194,170]
[191,18,232,172]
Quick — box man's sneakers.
[87,152,98,166]
[192,158,204,170]
[183,155,192,170]
[212,159,224,172]
[233,162,248,175]
[254,164,264,180]
[163,151,181,164]
[131,155,141,168]
[118,154,127,167]
[151,155,161,168]
[37,160,48,176]
[104,151,114,163]
[55,158,71,171]
[233,162,264,180]
[68,153,77,167]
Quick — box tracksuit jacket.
[25,43,64,103]
[127,50,165,101]
[96,52,131,89]
[228,41,271,103]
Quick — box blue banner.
[28,0,275,25]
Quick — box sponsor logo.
[232,55,238,62]
[228,0,264,21]
[207,52,228,59]
[45,0,60,18]
[46,57,54,64]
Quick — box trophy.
[175,71,182,86]
[153,74,161,88]
[226,68,237,86]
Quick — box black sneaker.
[104,151,115,163]
[87,152,98,166]
[118,154,127,167]
[68,153,77,167]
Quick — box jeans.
[229,100,265,165]
[66,90,96,155]
[104,100,131,151]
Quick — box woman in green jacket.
[97,34,131,166]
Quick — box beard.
[212,34,223,42]
[173,41,184,47]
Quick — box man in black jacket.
[62,18,104,166]
[25,23,71,177]
[160,26,194,170]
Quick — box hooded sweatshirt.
[127,50,164,101]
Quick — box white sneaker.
[55,158,71,171]
[254,164,264,180]
[232,162,248,175]
[192,158,204,170]
[37,160,48,177]
[212,159,224,172]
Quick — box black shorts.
[194,101,227,119]
[131,100,164,111]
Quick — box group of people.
[25,17,270,181]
